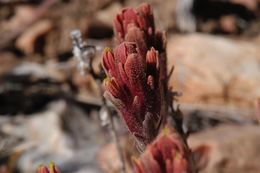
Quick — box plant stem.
[97,80,126,173]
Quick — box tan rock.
[232,0,258,11]
[16,20,52,54]
[2,5,36,31]
[0,52,20,76]
[96,3,122,27]
[167,34,260,109]
[189,124,260,173]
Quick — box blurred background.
[0,0,260,173]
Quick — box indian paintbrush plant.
[37,3,195,173]
[102,2,195,173]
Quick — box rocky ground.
[0,0,260,173]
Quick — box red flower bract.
[103,3,168,147]
[103,42,161,146]
[133,126,192,173]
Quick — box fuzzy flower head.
[114,3,154,43]
[114,3,166,54]
[103,42,161,146]
[103,3,168,148]
[133,126,192,173]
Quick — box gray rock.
[0,100,104,173]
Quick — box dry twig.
[70,30,126,173]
